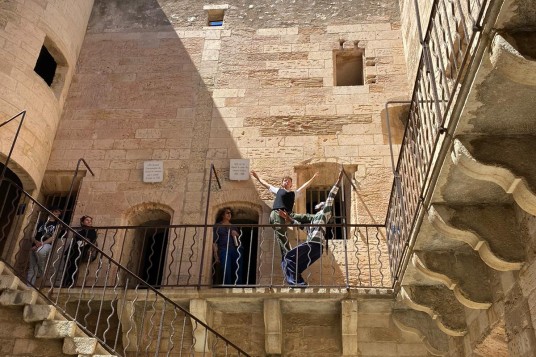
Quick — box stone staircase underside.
[395,11,536,355]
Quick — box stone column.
[190,299,211,353]
[341,299,358,356]
[264,299,282,354]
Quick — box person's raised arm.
[326,169,344,200]
[335,168,344,186]
[250,170,271,190]
[295,171,319,194]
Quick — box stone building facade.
[0,0,535,356]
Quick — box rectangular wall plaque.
[143,161,164,183]
[229,159,250,180]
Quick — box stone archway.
[123,203,173,287]
[0,163,24,258]
[212,203,260,286]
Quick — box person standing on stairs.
[27,208,62,286]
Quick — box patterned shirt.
[291,184,339,244]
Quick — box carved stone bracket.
[400,286,467,337]
[412,251,492,309]
[393,309,450,356]
[428,204,524,271]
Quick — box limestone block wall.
[0,0,94,190]
[208,298,431,356]
[397,0,432,83]
[48,0,408,229]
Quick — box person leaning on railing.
[278,169,344,287]
[27,208,61,286]
[62,215,97,287]
[250,170,318,257]
[213,207,243,285]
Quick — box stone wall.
[0,0,94,190]
[47,0,409,228]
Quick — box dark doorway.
[138,220,169,287]
[0,164,23,257]
[232,219,258,285]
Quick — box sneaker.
[286,278,308,288]
[297,274,306,284]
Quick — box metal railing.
[385,0,494,288]
[61,223,389,289]
[0,178,250,356]
[0,178,390,290]
[0,0,497,306]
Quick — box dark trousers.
[283,242,322,283]
[269,210,314,258]
[63,246,84,287]
[219,249,243,285]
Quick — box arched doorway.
[0,163,23,257]
[212,205,259,286]
[138,219,169,287]
[124,205,172,287]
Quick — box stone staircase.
[390,3,536,356]
[0,261,116,357]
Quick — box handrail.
[0,111,26,183]
[61,158,95,224]
[199,164,222,286]
[0,178,250,356]
[384,0,496,291]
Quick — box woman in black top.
[250,170,318,257]
[62,215,97,287]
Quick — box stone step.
[78,355,118,357]
[35,320,77,339]
[0,274,21,290]
[23,304,57,322]
[63,337,98,355]
[0,288,37,306]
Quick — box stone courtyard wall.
[47,0,408,228]
[43,0,409,289]
[0,0,94,190]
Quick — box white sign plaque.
[143,161,164,183]
[229,159,250,180]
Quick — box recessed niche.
[334,49,364,86]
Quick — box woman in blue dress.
[212,207,243,285]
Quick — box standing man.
[250,170,318,256]
[278,169,344,286]
[27,208,61,286]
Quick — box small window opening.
[306,187,345,240]
[207,9,224,26]
[334,50,364,86]
[34,45,57,86]
[43,192,78,225]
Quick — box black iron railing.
[0,0,496,305]
[0,178,250,356]
[385,0,494,288]
[0,177,390,290]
